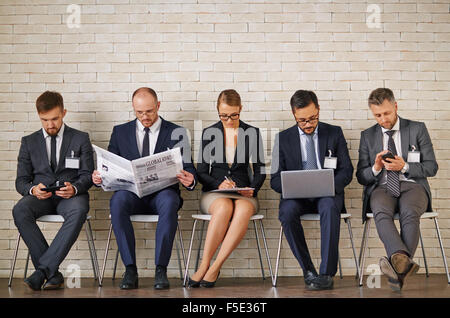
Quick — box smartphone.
[41,185,64,192]
[382,151,396,161]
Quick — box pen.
[224,176,235,188]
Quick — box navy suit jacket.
[270,122,354,212]
[107,117,197,200]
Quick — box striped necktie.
[385,130,400,197]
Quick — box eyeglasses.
[218,113,240,121]
[135,110,157,117]
[295,112,319,126]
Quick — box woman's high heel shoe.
[200,271,220,288]
[187,277,201,288]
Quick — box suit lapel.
[374,125,383,157]
[399,117,410,160]
[56,125,72,172]
[154,117,169,154]
[289,125,302,170]
[317,122,328,168]
[37,130,51,172]
[129,119,141,159]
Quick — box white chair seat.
[36,214,92,223]
[191,214,265,221]
[366,212,438,220]
[299,213,351,221]
[107,214,179,222]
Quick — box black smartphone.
[382,151,396,161]
[41,185,64,192]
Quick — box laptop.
[281,169,335,199]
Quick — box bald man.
[92,87,197,290]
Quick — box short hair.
[217,89,242,111]
[368,88,396,107]
[290,90,319,111]
[36,91,64,113]
[132,87,158,102]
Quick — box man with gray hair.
[356,88,438,291]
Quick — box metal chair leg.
[194,220,205,272]
[253,220,265,280]
[112,249,119,281]
[338,250,343,279]
[175,229,183,281]
[346,218,360,280]
[85,219,99,281]
[99,222,113,286]
[259,219,274,283]
[24,251,30,279]
[273,226,283,287]
[359,219,371,287]
[419,229,429,277]
[177,223,186,280]
[433,218,450,284]
[8,233,21,287]
[183,219,198,287]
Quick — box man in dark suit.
[92,87,197,290]
[356,88,438,291]
[13,91,94,291]
[271,90,353,290]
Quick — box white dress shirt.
[136,116,162,157]
[298,126,322,169]
[372,118,413,184]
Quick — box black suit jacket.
[16,125,94,196]
[270,122,354,212]
[197,120,266,196]
[107,117,197,196]
[356,117,438,222]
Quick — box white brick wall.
[0,1,449,280]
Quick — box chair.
[183,213,273,287]
[99,214,186,286]
[358,211,450,286]
[8,214,99,287]
[272,213,360,287]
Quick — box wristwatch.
[401,162,409,174]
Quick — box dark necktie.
[50,135,57,171]
[303,134,318,170]
[385,130,400,197]
[142,127,150,157]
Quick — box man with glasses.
[92,87,197,290]
[271,90,353,290]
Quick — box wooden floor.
[2,274,449,298]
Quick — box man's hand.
[374,150,389,172]
[176,169,194,188]
[92,170,102,185]
[55,182,75,199]
[32,183,52,200]
[383,155,406,172]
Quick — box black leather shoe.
[200,271,220,288]
[303,269,318,288]
[43,271,64,290]
[154,265,170,290]
[24,270,46,291]
[188,277,201,288]
[307,275,334,291]
[119,268,138,290]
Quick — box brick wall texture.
[0,0,449,280]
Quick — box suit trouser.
[278,195,343,276]
[110,188,180,268]
[12,194,89,279]
[370,182,428,258]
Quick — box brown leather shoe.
[391,253,419,276]
[379,257,402,291]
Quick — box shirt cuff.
[72,184,78,196]
[186,179,196,190]
[372,165,382,177]
[29,185,36,195]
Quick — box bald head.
[132,87,160,128]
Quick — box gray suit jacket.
[356,117,438,222]
[16,125,94,196]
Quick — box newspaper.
[93,145,183,198]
